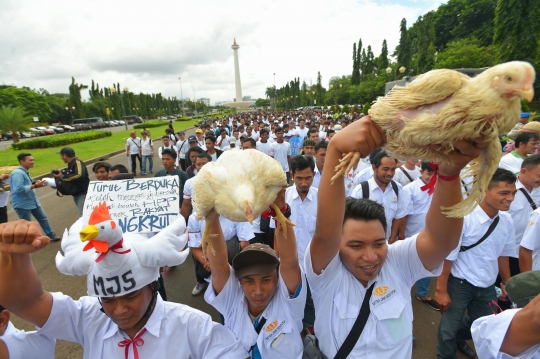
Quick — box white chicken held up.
[193,149,293,257]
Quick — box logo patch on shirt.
[374,286,389,296]
[529,221,535,226]
[266,320,278,332]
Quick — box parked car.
[29,127,45,136]
[47,126,64,134]
[36,126,55,135]
[117,120,126,125]
[1,132,12,141]
[122,115,143,124]
[58,125,75,132]
[20,131,35,138]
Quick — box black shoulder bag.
[399,167,414,183]
[519,188,538,210]
[459,216,500,252]
[302,282,376,359]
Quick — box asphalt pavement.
[5,129,471,359]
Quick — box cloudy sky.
[0,0,444,104]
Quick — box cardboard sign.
[289,135,303,156]
[83,178,179,233]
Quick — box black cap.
[188,135,197,142]
[57,147,75,156]
[232,243,279,278]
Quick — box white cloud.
[0,0,444,104]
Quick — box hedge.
[133,121,169,129]
[12,131,112,150]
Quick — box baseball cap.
[188,135,198,142]
[228,136,236,142]
[232,243,280,278]
[57,147,75,156]
[521,112,531,118]
[333,125,343,132]
[195,129,203,134]
[522,122,540,133]
[506,270,540,308]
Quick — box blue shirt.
[10,166,41,210]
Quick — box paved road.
[6,131,471,358]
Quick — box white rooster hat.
[55,202,189,297]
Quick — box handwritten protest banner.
[289,135,303,156]
[83,178,179,233]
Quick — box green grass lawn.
[0,119,197,177]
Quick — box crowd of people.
[0,109,540,358]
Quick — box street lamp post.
[64,106,75,124]
[178,77,185,117]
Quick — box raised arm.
[205,211,231,295]
[416,139,487,271]
[274,188,301,295]
[0,220,53,328]
[310,117,385,274]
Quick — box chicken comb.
[88,201,112,225]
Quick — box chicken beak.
[245,204,254,225]
[520,87,534,102]
[80,225,99,242]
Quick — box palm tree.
[0,105,32,143]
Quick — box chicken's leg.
[201,211,218,258]
[331,151,361,184]
[271,203,295,239]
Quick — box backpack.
[360,180,399,200]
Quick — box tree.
[68,77,88,121]
[493,0,540,64]
[435,37,497,69]
[352,42,360,85]
[396,18,412,69]
[379,40,389,71]
[0,105,32,143]
[362,102,371,115]
[255,98,271,108]
[0,86,52,122]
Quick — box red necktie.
[118,328,147,359]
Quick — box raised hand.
[0,220,50,254]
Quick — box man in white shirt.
[350,151,408,242]
[307,116,485,359]
[293,119,308,139]
[195,129,206,149]
[269,127,292,184]
[216,130,229,149]
[180,153,211,220]
[139,131,154,175]
[402,162,439,310]
[499,133,540,174]
[508,155,540,273]
[471,271,540,359]
[436,168,518,359]
[0,304,56,359]
[312,141,327,189]
[520,209,540,272]
[176,131,190,170]
[0,218,247,359]
[394,159,421,187]
[256,129,272,155]
[159,135,179,167]
[126,131,142,176]
[221,136,237,152]
[205,189,307,359]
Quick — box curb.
[31,126,196,181]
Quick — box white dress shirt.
[183,177,194,201]
[403,178,433,237]
[205,268,307,359]
[270,186,318,270]
[507,179,540,255]
[304,235,442,359]
[446,206,516,287]
[270,141,292,172]
[2,321,55,359]
[353,166,374,185]
[519,208,540,270]
[344,163,369,197]
[472,309,540,359]
[37,292,248,359]
[140,138,153,156]
[393,166,420,187]
[312,166,322,189]
[350,177,408,239]
[126,137,141,155]
[499,152,525,174]
[187,214,254,247]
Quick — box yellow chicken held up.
[332,61,536,218]
[193,149,293,257]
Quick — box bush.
[134,121,169,129]
[12,131,111,149]
[175,117,191,121]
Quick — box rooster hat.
[55,201,189,297]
